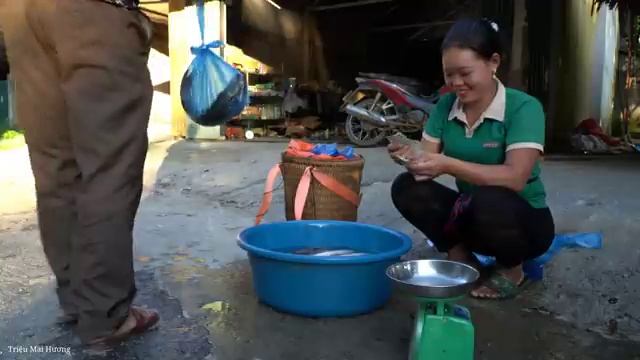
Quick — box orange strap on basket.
[255,164,282,225]
[255,164,361,225]
[294,167,314,221]
[294,166,360,221]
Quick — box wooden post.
[509,0,526,90]
[311,19,329,86]
[302,9,311,82]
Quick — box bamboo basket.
[281,152,364,221]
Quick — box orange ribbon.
[255,164,360,224]
[254,164,282,225]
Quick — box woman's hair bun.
[441,18,503,60]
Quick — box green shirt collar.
[447,80,506,123]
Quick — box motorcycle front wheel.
[345,97,395,147]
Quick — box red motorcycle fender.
[354,79,413,108]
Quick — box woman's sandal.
[471,271,529,300]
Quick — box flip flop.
[471,271,529,300]
[86,306,160,352]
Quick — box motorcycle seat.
[405,93,438,111]
[407,90,439,110]
[358,72,428,94]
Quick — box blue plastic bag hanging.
[180,0,249,126]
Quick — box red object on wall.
[575,118,621,146]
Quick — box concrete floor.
[0,140,639,359]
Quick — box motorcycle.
[340,73,441,146]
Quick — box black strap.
[527,176,539,185]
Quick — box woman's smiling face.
[442,47,500,105]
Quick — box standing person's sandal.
[86,306,159,353]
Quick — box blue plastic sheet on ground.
[473,232,603,280]
[312,143,356,159]
[180,0,248,126]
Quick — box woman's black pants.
[391,173,555,268]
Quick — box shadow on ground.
[0,269,211,359]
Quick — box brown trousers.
[1,0,152,341]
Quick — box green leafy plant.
[0,129,25,150]
[1,129,21,140]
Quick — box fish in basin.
[290,248,370,257]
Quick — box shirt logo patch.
[483,142,500,149]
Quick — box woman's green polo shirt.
[423,82,548,209]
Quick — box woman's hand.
[406,153,452,179]
[387,143,412,165]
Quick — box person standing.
[1,0,159,347]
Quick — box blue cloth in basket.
[312,143,356,159]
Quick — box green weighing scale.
[387,260,480,360]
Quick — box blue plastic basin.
[237,220,412,317]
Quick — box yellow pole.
[168,0,187,138]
